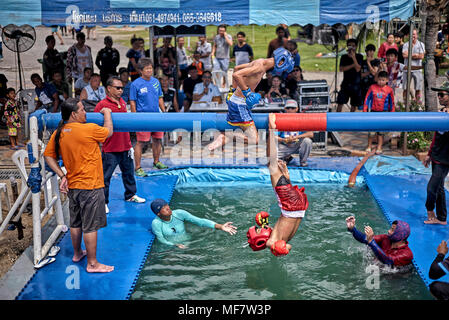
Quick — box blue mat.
[16,174,178,300]
[15,155,449,299]
[364,173,449,287]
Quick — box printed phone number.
[129,11,222,24]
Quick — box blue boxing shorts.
[226,94,254,127]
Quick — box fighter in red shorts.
[246,113,309,256]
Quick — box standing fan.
[1,24,36,91]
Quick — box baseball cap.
[431,80,449,92]
[284,99,298,109]
[151,198,168,214]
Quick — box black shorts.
[68,188,107,233]
[337,84,362,107]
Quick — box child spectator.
[378,48,404,95]
[4,88,22,149]
[231,31,254,66]
[190,51,204,76]
[360,44,380,104]
[286,40,301,67]
[50,70,70,101]
[74,67,93,98]
[363,71,395,154]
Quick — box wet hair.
[365,44,376,52]
[386,48,398,57]
[377,70,388,79]
[54,98,80,159]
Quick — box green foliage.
[404,131,433,152]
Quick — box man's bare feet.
[86,262,114,273]
[424,218,447,225]
[207,133,226,151]
[72,250,87,262]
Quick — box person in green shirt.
[150,199,237,248]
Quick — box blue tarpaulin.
[0,0,415,27]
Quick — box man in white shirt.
[192,70,222,103]
[402,29,425,103]
[197,35,212,71]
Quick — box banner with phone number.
[0,0,415,27]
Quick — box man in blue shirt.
[129,57,168,176]
[31,73,60,113]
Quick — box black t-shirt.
[255,78,270,94]
[183,76,203,97]
[397,45,404,64]
[96,47,120,74]
[0,74,8,99]
[340,53,364,86]
[361,58,380,89]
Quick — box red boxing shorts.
[274,184,309,218]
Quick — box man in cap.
[422,81,449,225]
[345,216,413,266]
[150,199,237,248]
[275,99,313,167]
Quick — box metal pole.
[403,18,414,155]
[149,26,154,63]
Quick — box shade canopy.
[0,0,415,27]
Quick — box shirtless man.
[207,47,295,151]
[246,113,309,256]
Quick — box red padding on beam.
[275,113,327,131]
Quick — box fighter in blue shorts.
[207,47,295,151]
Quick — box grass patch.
[104,25,449,74]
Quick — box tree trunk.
[423,0,448,111]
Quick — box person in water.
[150,198,237,248]
[345,215,413,266]
[246,113,309,257]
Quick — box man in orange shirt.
[44,98,114,273]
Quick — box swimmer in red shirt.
[345,215,413,267]
[246,113,309,256]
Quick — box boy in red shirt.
[363,71,395,154]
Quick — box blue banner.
[0,0,415,27]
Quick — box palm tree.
[422,0,449,111]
